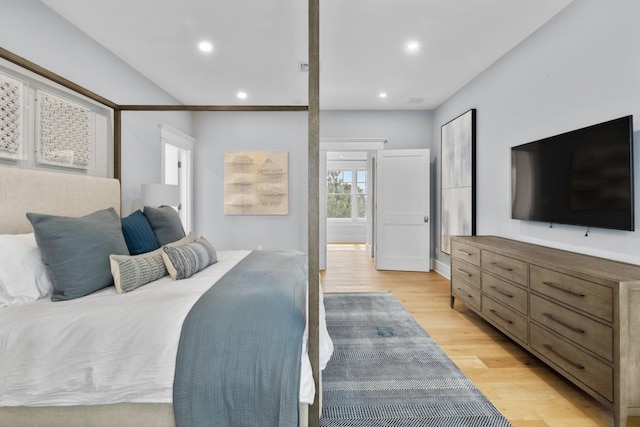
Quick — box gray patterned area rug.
[320,291,512,427]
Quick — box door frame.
[319,138,386,270]
[160,124,195,233]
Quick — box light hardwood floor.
[320,243,640,427]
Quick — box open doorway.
[321,150,376,271]
[326,151,369,243]
[161,124,194,233]
[320,144,431,273]
[319,138,386,271]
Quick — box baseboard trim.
[431,258,450,279]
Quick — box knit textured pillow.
[110,249,166,293]
[110,234,197,293]
[161,237,217,280]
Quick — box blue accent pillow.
[26,207,130,301]
[143,205,186,245]
[121,210,160,255]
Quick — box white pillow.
[0,233,53,305]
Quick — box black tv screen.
[511,115,634,231]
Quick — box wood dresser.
[450,235,640,427]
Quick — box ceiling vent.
[407,97,426,104]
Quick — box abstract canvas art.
[36,90,93,169]
[441,109,476,254]
[0,73,24,160]
[224,152,289,215]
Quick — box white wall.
[433,0,640,267]
[1,0,193,215]
[192,111,308,251]
[327,223,366,243]
[321,110,433,150]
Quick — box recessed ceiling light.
[198,41,213,53]
[237,91,248,100]
[405,40,420,52]
[379,92,388,98]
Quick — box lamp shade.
[141,183,180,207]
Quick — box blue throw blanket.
[173,250,307,427]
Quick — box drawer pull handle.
[490,262,513,272]
[542,344,585,370]
[456,249,472,256]
[542,313,585,334]
[455,268,472,277]
[489,309,513,324]
[542,281,586,297]
[489,286,513,298]
[456,288,474,299]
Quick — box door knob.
[424,216,429,223]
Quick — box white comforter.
[0,250,333,406]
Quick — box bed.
[0,167,333,427]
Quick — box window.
[327,168,367,220]
[356,170,367,219]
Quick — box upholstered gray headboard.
[0,167,121,234]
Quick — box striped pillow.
[110,249,166,293]
[161,237,217,280]
[110,234,197,293]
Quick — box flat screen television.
[511,115,634,231]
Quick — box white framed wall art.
[0,73,25,161]
[35,89,94,170]
[440,108,476,255]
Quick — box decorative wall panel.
[36,90,93,169]
[0,73,24,160]
[224,152,289,215]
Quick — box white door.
[375,149,430,272]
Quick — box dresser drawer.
[451,278,481,311]
[530,265,613,322]
[481,250,528,286]
[530,294,613,362]
[451,259,481,289]
[451,240,481,267]
[531,323,612,401]
[482,272,528,315]
[481,296,528,344]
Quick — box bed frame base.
[0,403,310,427]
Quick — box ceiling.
[40,0,573,110]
